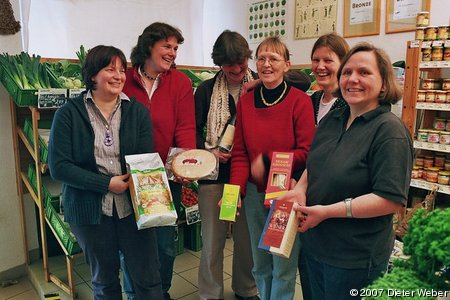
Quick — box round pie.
[171,149,217,180]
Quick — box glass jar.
[427,130,440,143]
[425,26,438,40]
[444,47,450,62]
[415,155,424,166]
[425,90,436,102]
[422,167,428,180]
[415,27,425,40]
[418,167,424,178]
[445,159,450,171]
[446,120,450,131]
[417,129,428,141]
[435,154,446,167]
[437,26,448,40]
[422,48,432,62]
[434,117,446,130]
[442,79,450,90]
[422,79,437,90]
[438,171,450,185]
[435,91,447,103]
[447,91,450,103]
[440,131,450,145]
[412,166,420,179]
[417,90,426,102]
[416,12,430,27]
[427,167,440,183]
[424,155,434,168]
[431,47,443,61]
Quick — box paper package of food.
[125,153,177,229]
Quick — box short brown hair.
[211,30,252,66]
[255,36,290,61]
[335,43,402,104]
[311,33,349,62]
[130,22,184,67]
[82,45,127,91]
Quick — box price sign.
[69,88,85,99]
[445,40,450,47]
[432,40,444,47]
[37,89,67,109]
[410,40,420,48]
[421,41,432,48]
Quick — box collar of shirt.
[137,67,160,99]
[84,90,130,105]
[334,103,391,123]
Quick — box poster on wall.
[385,0,430,33]
[294,0,337,40]
[343,0,380,37]
[247,0,287,44]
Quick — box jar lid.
[440,131,450,134]
[413,166,421,170]
[438,171,450,175]
[428,167,440,171]
[418,129,428,132]
[436,90,447,94]
[425,155,434,158]
[423,78,437,81]
[426,26,438,29]
[417,11,429,14]
[428,130,440,133]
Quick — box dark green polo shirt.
[302,104,413,269]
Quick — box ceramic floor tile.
[177,291,199,300]
[223,253,233,276]
[73,262,91,282]
[177,266,199,288]
[224,237,234,251]
[8,289,40,300]
[0,277,35,299]
[186,249,202,259]
[173,251,200,273]
[168,273,197,299]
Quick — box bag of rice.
[125,153,177,229]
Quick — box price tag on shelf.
[432,40,444,47]
[37,89,68,109]
[421,41,432,48]
[445,40,450,47]
[410,40,420,48]
[69,88,85,99]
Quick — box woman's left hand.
[109,173,130,194]
[250,154,267,188]
[293,204,327,232]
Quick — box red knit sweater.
[123,66,196,162]
[230,87,315,195]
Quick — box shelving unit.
[402,40,450,206]
[9,99,81,299]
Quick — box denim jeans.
[303,251,388,300]
[244,182,300,300]
[70,213,162,300]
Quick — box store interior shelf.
[420,61,450,69]
[20,171,40,208]
[413,140,450,153]
[17,127,38,162]
[416,102,450,111]
[410,178,450,195]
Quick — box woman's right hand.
[109,173,130,194]
[212,148,231,164]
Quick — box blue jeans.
[303,251,388,300]
[70,213,162,300]
[244,182,300,300]
[122,181,180,297]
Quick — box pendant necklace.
[141,67,158,81]
[260,81,287,107]
[104,123,113,146]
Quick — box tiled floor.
[0,238,304,300]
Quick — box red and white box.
[264,152,294,208]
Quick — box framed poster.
[385,0,430,34]
[294,0,338,40]
[248,0,288,44]
[343,0,380,38]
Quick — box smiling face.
[311,46,341,91]
[91,56,126,100]
[221,58,249,85]
[147,36,178,74]
[339,51,383,114]
[256,47,290,89]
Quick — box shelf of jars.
[410,178,450,195]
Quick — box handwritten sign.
[69,88,85,99]
[37,89,67,109]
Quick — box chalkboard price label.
[37,89,68,109]
[69,88,85,99]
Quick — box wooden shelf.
[420,61,450,69]
[413,140,450,153]
[410,179,450,195]
[416,102,450,111]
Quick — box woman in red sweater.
[230,37,315,300]
[122,22,196,300]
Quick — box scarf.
[204,69,254,150]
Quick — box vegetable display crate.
[23,118,52,164]
[178,69,216,88]
[184,221,202,251]
[175,224,185,256]
[0,66,38,107]
[27,164,62,212]
[45,203,81,255]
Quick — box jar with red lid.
[426,167,440,183]
[417,90,426,102]
[438,171,450,185]
[445,159,450,171]
[435,154,446,167]
[424,156,434,167]
[442,79,450,90]
[434,118,446,130]
[422,79,437,90]
[427,130,440,143]
[415,155,425,166]
[440,132,450,145]
[435,91,447,103]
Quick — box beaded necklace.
[141,67,158,80]
[260,81,287,107]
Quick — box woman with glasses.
[229,36,315,300]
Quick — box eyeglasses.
[256,56,285,65]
